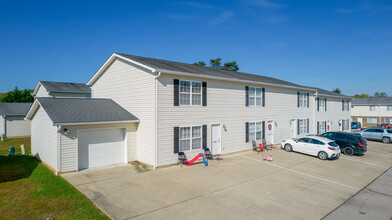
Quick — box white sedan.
[281,136,341,160]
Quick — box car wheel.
[284,144,292,152]
[343,147,354,156]
[382,137,391,144]
[318,151,328,160]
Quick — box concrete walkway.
[323,168,392,220]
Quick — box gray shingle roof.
[0,102,32,116]
[352,97,392,105]
[36,98,138,125]
[40,81,91,94]
[115,53,350,98]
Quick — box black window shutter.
[317,97,319,111]
[262,88,265,107]
[317,122,320,135]
[245,122,249,142]
[325,121,327,132]
[325,98,327,111]
[245,86,249,107]
[307,119,310,133]
[297,92,300,107]
[342,100,344,111]
[202,82,207,106]
[262,121,265,139]
[307,93,309,108]
[174,127,179,153]
[174,79,179,106]
[297,119,300,135]
[202,125,207,149]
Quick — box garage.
[78,128,126,170]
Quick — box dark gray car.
[355,127,392,143]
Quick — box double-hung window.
[369,105,376,111]
[299,92,308,107]
[367,117,377,123]
[385,118,392,123]
[298,119,308,134]
[248,87,262,107]
[248,122,262,141]
[387,106,392,111]
[343,100,349,111]
[319,98,326,111]
[179,80,202,106]
[179,126,202,152]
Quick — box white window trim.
[248,121,263,141]
[179,80,202,106]
[299,92,308,108]
[248,86,263,107]
[318,121,326,134]
[298,119,308,134]
[179,125,202,152]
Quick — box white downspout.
[379,104,381,125]
[313,91,318,134]
[153,71,161,169]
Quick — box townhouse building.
[351,97,392,127]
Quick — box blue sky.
[1,0,391,96]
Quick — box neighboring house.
[27,53,352,173]
[25,98,139,174]
[313,88,352,134]
[32,81,91,98]
[0,102,32,139]
[351,97,392,127]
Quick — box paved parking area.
[63,141,392,220]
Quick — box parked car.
[354,127,392,143]
[351,121,361,129]
[281,136,341,160]
[378,123,391,129]
[319,132,367,155]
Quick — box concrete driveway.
[63,141,392,220]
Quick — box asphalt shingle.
[0,102,32,116]
[40,81,91,94]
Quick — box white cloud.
[247,0,286,9]
[208,11,234,26]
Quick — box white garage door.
[78,128,125,170]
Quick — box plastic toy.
[186,153,208,167]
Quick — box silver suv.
[355,127,392,143]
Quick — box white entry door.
[266,120,274,145]
[357,118,363,127]
[290,119,296,139]
[327,121,332,131]
[211,124,221,155]
[78,128,125,170]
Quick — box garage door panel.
[78,129,125,170]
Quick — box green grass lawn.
[0,138,108,219]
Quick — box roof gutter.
[155,68,318,93]
[53,120,140,126]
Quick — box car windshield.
[328,142,338,147]
[387,130,392,134]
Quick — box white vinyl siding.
[248,122,262,141]
[248,87,262,107]
[179,80,202,106]
[299,92,308,107]
[0,117,4,135]
[4,116,31,138]
[35,85,50,97]
[367,117,377,123]
[157,74,314,166]
[369,106,376,111]
[91,58,155,166]
[31,106,58,170]
[298,119,307,134]
[60,129,78,172]
[179,126,202,152]
[315,97,351,133]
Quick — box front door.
[290,119,296,139]
[266,120,274,145]
[211,124,221,155]
[327,121,332,131]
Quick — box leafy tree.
[1,87,34,103]
[193,61,206,67]
[354,94,369,98]
[374,92,387,97]
[193,57,239,71]
[332,88,341,94]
